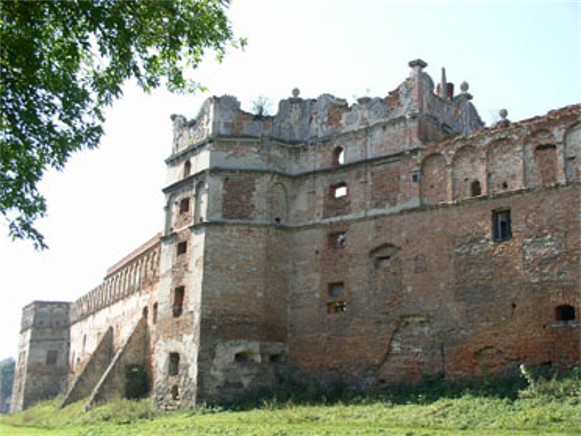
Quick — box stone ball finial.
[499,109,508,120]
[460,81,469,93]
[292,88,300,98]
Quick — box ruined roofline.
[169,59,485,153]
[105,233,162,278]
[436,103,581,148]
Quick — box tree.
[0,358,15,406]
[0,0,244,249]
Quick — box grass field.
[2,366,580,435]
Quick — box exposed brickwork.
[222,177,256,219]
[13,60,580,412]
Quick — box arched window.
[555,305,576,321]
[183,160,191,178]
[333,147,345,165]
[470,180,481,197]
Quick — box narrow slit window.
[492,209,512,242]
[173,286,185,317]
[470,180,482,197]
[183,160,191,178]
[152,302,158,324]
[168,353,180,376]
[333,147,345,165]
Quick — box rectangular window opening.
[152,302,158,324]
[327,300,347,314]
[327,282,347,314]
[173,287,185,317]
[168,352,180,376]
[328,232,346,249]
[46,350,58,366]
[177,241,187,256]
[332,184,348,199]
[171,384,179,400]
[179,198,190,214]
[492,209,512,242]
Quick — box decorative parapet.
[70,235,161,324]
[169,59,485,156]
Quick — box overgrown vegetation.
[2,366,579,435]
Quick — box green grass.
[2,368,580,435]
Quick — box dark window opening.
[331,183,348,199]
[234,350,259,363]
[411,172,419,183]
[46,350,58,366]
[502,181,508,189]
[173,287,185,317]
[168,352,180,376]
[327,282,346,314]
[152,302,158,324]
[555,305,576,321]
[179,198,190,214]
[333,147,345,165]
[328,282,346,299]
[142,306,148,319]
[328,232,346,249]
[183,160,191,178]
[274,217,281,223]
[171,384,179,400]
[492,209,512,242]
[177,241,187,256]
[470,180,482,197]
[327,301,347,313]
[269,353,286,363]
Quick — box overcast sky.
[1,1,579,360]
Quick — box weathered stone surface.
[12,60,580,412]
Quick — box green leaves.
[0,0,239,249]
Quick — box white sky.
[1,0,579,360]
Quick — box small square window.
[492,209,512,242]
[328,232,346,249]
[331,183,348,199]
[46,350,58,366]
[177,241,187,256]
[328,282,346,299]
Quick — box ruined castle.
[11,60,580,412]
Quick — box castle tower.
[11,302,70,412]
